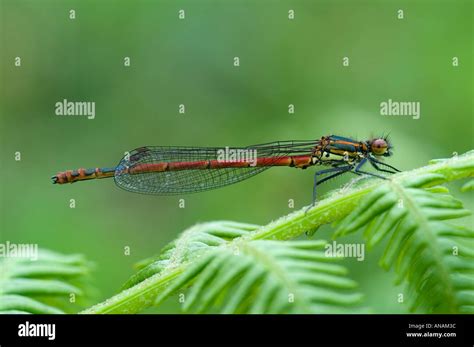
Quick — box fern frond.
[461,179,474,192]
[335,173,474,313]
[0,249,93,314]
[123,221,259,289]
[83,150,473,314]
[154,239,364,313]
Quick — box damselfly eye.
[371,139,388,156]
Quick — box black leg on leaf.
[354,157,387,179]
[369,157,401,173]
[306,165,354,212]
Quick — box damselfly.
[52,135,401,205]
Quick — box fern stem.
[83,150,473,314]
[82,266,185,314]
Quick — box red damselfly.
[52,135,400,205]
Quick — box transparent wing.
[114,141,317,195]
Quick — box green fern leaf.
[123,221,259,289]
[154,239,364,313]
[0,249,94,314]
[461,179,474,192]
[335,173,474,313]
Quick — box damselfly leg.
[306,156,401,212]
[368,157,401,174]
[353,157,387,179]
[306,164,356,212]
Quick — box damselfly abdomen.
[52,135,400,204]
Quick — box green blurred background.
[1,0,472,313]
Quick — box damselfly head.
[368,138,392,157]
